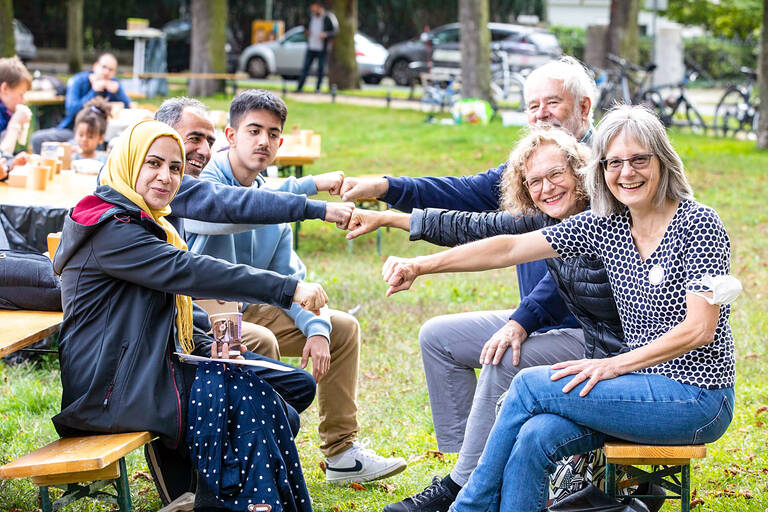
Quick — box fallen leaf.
[757,421,764,427]
[333,507,341,512]
[132,470,152,481]
[138,488,151,495]
[757,405,768,416]
[350,482,366,491]
[319,461,326,474]
[379,481,396,493]
[739,489,754,499]
[691,497,705,508]
[745,353,760,359]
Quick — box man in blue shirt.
[341,58,599,512]
[30,53,131,153]
[187,89,407,485]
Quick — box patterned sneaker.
[382,476,457,512]
[325,439,407,484]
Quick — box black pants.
[296,49,327,91]
[145,351,316,507]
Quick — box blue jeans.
[450,366,735,512]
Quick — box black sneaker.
[382,476,457,512]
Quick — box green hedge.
[550,25,757,82]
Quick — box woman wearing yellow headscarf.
[52,120,326,509]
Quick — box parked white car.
[238,26,388,84]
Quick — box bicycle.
[490,49,527,111]
[594,54,656,116]
[636,66,708,135]
[713,67,759,138]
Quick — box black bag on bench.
[0,250,62,311]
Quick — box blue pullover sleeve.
[170,175,326,224]
[58,74,97,129]
[268,225,332,341]
[510,270,574,334]
[111,82,132,107]
[381,163,506,213]
[266,175,318,196]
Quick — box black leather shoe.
[382,476,457,512]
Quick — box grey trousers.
[418,309,585,486]
[30,128,73,154]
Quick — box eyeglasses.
[600,153,655,172]
[524,166,568,192]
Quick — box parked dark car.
[162,19,240,73]
[385,22,561,86]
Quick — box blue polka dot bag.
[188,362,312,512]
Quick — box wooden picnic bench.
[0,310,63,358]
[128,71,250,96]
[0,431,154,512]
[604,442,707,512]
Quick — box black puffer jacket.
[52,187,299,447]
[409,208,626,359]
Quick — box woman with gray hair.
[381,105,737,511]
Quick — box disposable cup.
[210,312,243,356]
[27,165,48,190]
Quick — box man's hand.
[10,152,29,170]
[382,256,419,296]
[89,74,106,92]
[340,176,389,202]
[346,208,383,239]
[301,335,331,381]
[324,202,354,229]
[550,358,622,397]
[314,171,345,195]
[0,158,8,181]
[293,281,329,312]
[104,80,119,94]
[479,320,528,366]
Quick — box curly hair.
[74,96,110,137]
[500,128,591,214]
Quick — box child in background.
[71,97,109,163]
[0,56,33,155]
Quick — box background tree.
[0,0,14,58]
[663,0,761,40]
[757,0,768,148]
[329,0,359,90]
[606,0,640,65]
[66,0,84,73]
[189,0,227,97]
[459,0,491,102]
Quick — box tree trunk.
[330,0,359,90]
[605,0,640,64]
[66,0,84,73]
[0,0,14,58]
[758,0,768,148]
[459,0,491,102]
[189,0,227,97]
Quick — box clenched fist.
[293,281,329,312]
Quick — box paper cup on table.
[210,312,243,356]
[27,165,48,190]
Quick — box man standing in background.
[296,1,338,92]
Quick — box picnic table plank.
[0,310,63,358]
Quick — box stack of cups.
[210,312,243,357]
[40,142,59,181]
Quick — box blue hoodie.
[187,151,332,341]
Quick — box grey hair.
[524,56,598,126]
[154,97,209,129]
[582,104,694,216]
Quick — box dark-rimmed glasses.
[524,166,568,193]
[600,153,655,172]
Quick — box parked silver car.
[14,19,37,61]
[238,26,388,84]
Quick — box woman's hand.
[210,341,246,360]
[293,281,329,312]
[550,358,622,397]
[480,320,528,365]
[382,256,419,296]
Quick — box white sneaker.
[325,439,407,484]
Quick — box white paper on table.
[174,353,294,372]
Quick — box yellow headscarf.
[101,119,195,354]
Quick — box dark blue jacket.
[410,208,627,359]
[0,99,11,133]
[382,161,576,334]
[57,71,131,130]
[52,187,301,446]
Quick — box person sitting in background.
[31,53,131,153]
[53,119,328,510]
[71,97,110,163]
[0,56,32,157]
[187,89,408,485]
[382,105,737,512]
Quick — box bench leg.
[116,457,133,512]
[605,461,616,499]
[39,485,52,512]
[681,464,690,512]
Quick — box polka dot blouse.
[541,199,734,389]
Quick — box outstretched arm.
[346,209,411,239]
[382,230,558,296]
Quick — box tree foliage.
[663,0,762,40]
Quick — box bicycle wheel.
[713,87,751,137]
[596,86,624,118]
[684,104,707,135]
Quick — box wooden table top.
[0,310,63,358]
[0,172,98,208]
[274,133,321,167]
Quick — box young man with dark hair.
[187,89,407,484]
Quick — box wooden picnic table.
[0,310,63,358]
[0,172,98,209]
[274,131,322,179]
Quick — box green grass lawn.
[1,99,766,511]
